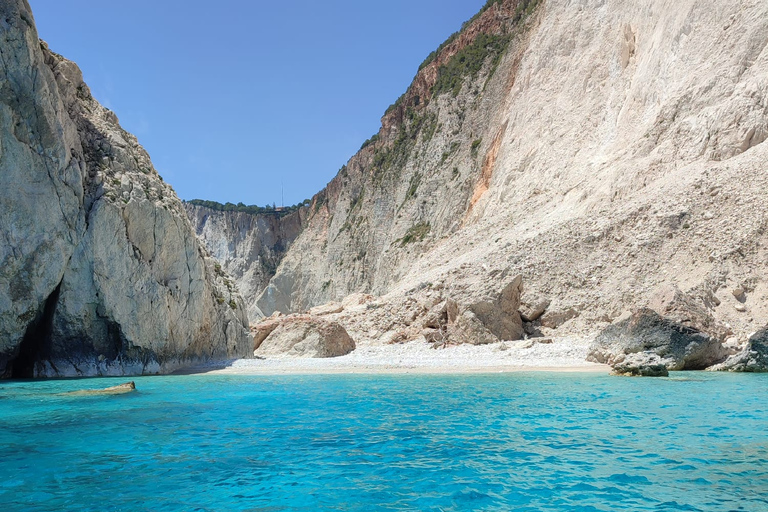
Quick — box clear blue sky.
[28,0,486,207]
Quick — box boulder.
[446,298,460,324]
[710,327,768,372]
[422,301,449,329]
[308,301,344,316]
[422,328,446,344]
[255,316,355,358]
[610,353,669,377]
[648,284,731,342]
[519,298,550,322]
[540,308,578,329]
[450,310,498,345]
[251,318,282,350]
[587,308,728,370]
[463,275,524,341]
[427,276,524,345]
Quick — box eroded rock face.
[0,0,85,376]
[588,308,727,371]
[254,316,355,358]
[711,328,768,372]
[0,1,251,377]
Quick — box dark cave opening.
[11,282,61,379]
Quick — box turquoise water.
[0,373,767,511]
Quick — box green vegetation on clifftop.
[187,199,310,216]
[418,0,505,71]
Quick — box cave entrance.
[10,282,61,379]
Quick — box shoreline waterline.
[183,362,611,376]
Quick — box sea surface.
[0,372,766,511]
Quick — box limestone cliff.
[0,0,251,377]
[183,203,306,320]
[256,0,768,344]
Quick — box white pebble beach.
[191,337,609,375]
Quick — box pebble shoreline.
[189,337,609,375]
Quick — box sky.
[28,0,487,207]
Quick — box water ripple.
[0,372,767,511]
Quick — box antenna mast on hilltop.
[281,179,284,208]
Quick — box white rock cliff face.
[184,204,306,321]
[0,0,251,377]
[257,0,768,343]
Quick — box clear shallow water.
[0,373,766,512]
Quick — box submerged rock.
[254,316,355,358]
[64,381,136,396]
[710,328,768,372]
[588,308,727,371]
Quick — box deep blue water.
[0,372,767,512]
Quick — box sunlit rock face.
[255,0,768,348]
[0,0,251,378]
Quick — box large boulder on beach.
[587,308,727,371]
[251,315,283,350]
[254,316,355,358]
[710,327,768,372]
[464,275,524,341]
[647,285,732,343]
[450,310,499,345]
[444,275,524,344]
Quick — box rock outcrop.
[0,0,251,378]
[184,203,306,320]
[253,315,355,358]
[587,308,728,371]
[711,328,768,373]
[610,353,669,377]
